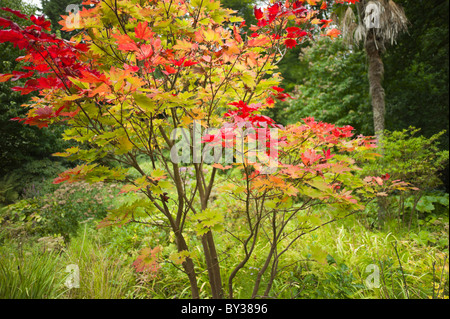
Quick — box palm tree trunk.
[365,30,386,136]
[365,30,387,223]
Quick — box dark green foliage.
[319,262,365,299]
[12,159,68,197]
[274,44,308,93]
[282,37,373,135]
[220,0,256,30]
[0,174,20,205]
[383,0,449,145]
[0,158,69,206]
[0,0,68,178]
[383,0,449,190]
[360,127,449,228]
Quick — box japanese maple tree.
[0,0,410,299]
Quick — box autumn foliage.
[0,0,413,299]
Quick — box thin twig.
[391,241,409,299]
[436,254,448,299]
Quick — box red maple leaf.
[0,7,28,19]
[52,166,84,184]
[301,149,322,166]
[322,149,334,160]
[34,106,53,118]
[271,86,284,93]
[113,33,139,51]
[133,246,162,274]
[135,21,153,40]
[326,28,341,39]
[136,44,153,60]
[254,6,264,20]
[267,2,280,22]
[23,64,51,72]
[286,26,301,34]
[30,15,51,31]
[0,30,24,44]
[284,38,297,49]
[320,19,333,29]
[233,25,242,43]
[182,59,199,67]
[0,17,12,28]
[0,73,13,82]
[162,64,177,75]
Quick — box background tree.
[337,0,409,136]
[221,0,257,30]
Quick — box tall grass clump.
[60,225,136,299]
[0,241,67,298]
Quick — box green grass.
[270,215,448,299]
[0,241,67,299]
[59,224,137,299]
[0,212,447,299]
[0,159,447,299]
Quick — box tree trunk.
[365,30,386,136]
[201,231,223,299]
[177,234,200,299]
[194,163,223,299]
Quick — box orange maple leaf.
[326,28,341,39]
[113,33,139,51]
[135,21,154,40]
[248,36,271,47]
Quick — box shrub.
[0,197,42,243]
[362,127,448,190]
[360,127,449,227]
[13,158,69,199]
[38,181,120,241]
[0,159,70,206]
[0,181,120,242]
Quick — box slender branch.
[392,241,409,299]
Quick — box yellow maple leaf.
[307,0,319,5]
[203,28,222,44]
[117,135,133,154]
[173,39,197,51]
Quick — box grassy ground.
[0,159,448,299]
[1,208,447,299]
